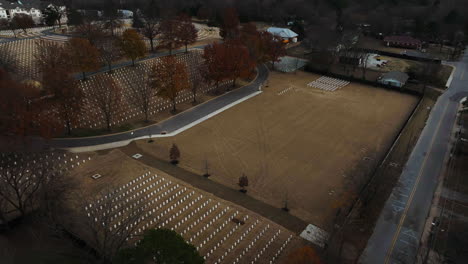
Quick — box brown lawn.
[137,71,419,228]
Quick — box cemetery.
[0,37,241,135]
[136,70,419,229]
[70,149,304,264]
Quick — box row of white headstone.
[308,76,350,92]
[214,219,260,264]
[232,224,270,264]
[250,229,282,264]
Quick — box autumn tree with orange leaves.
[225,40,256,87]
[148,56,190,113]
[176,14,197,53]
[286,246,322,264]
[35,41,83,135]
[88,74,122,131]
[119,29,147,66]
[265,35,287,69]
[66,37,101,79]
[0,69,59,141]
[203,42,231,93]
[203,41,255,91]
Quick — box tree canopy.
[115,229,204,264]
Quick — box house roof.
[0,0,48,10]
[381,71,409,83]
[267,27,298,38]
[383,35,422,45]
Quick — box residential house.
[377,71,409,88]
[384,35,422,50]
[267,27,298,43]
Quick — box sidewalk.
[121,142,308,234]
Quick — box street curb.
[66,90,263,153]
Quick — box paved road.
[359,48,468,264]
[49,64,269,149]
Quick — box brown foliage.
[225,39,256,87]
[203,42,231,91]
[264,35,287,69]
[119,29,147,66]
[44,71,83,135]
[148,56,190,113]
[0,68,59,140]
[35,40,82,135]
[203,41,255,90]
[238,174,249,190]
[286,246,322,264]
[66,37,101,79]
[170,143,180,162]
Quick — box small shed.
[384,36,422,50]
[267,27,298,43]
[378,71,409,88]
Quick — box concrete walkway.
[359,47,468,264]
[121,142,308,234]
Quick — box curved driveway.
[50,64,269,150]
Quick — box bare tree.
[189,53,206,104]
[88,75,122,131]
[0,152,64,219]
[141,17,160,52]
[96,36,123,73]
[102,0,123,36]
[75,20,106,45]
[73,187,145,263]
[130,69,154,123]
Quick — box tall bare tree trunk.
[172,98,177,113]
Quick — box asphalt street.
[360,48,468,264]
[49,64,269,149]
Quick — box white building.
[267,27,298,43]
[0,7,8,19]
[0,1,67,24]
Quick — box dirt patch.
[137,71,419,229]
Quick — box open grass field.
[70,150,304,264]
[136,71,419,229]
